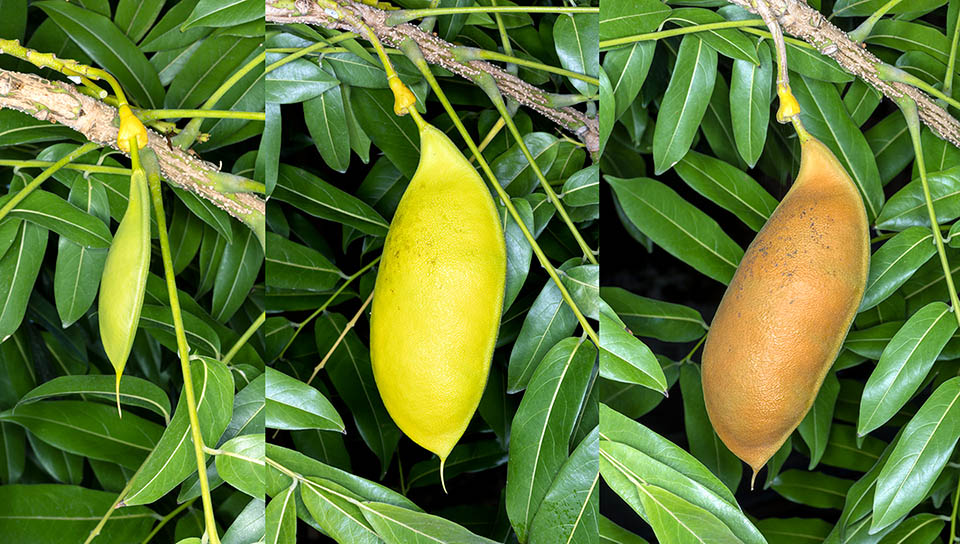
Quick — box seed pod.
[701,137,870,484]
[98,166,150,412]
[370,122,506,489]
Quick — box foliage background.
[0,0,266,542]
[264,1,599,542]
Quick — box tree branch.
[729,0,960,149]
[265,0,600,155]
[0,69,265,237]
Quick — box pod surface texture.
[370,123,506,461]
[702,137,870,475]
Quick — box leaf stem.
[472,71,599,265]
[0,160,130,175]
[277,256,381,361]
[386,6,597,25]
[599,19,766,49]
[306,291,374,385]
[140,498,197,544]
[900,97,960,332]
[452,47,600,86]
[222,312,265,366]
[137,109,265,122]
[143,149,220,544]
[173,51,266,149]
[948,6,960,96]
[848,0,905,42]
[0,142,99,223]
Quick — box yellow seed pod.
[370,122,506,489]
[98,166,151,414]
[117,105,148,152]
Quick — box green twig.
[899,97,960,332]
[471,71,598,266]
[222,312,265,366]
[600,19,766,49]
[138,109,265,122]
[848,0,905,42]
[277,257,381,361]
[0,142,99,222]
[142,149,220,544]
[386,6,597,25]
[452,47,599,86]
[139,498,197,544]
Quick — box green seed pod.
[98,166,150,413]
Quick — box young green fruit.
[370,122,506,488]
[701,137,869,484]
[98,166,150,414]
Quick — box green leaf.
[212,221,264,322]
[877,513,944,544]
[406,439,507,489]
[730,44,772,167]
[304,86,351,173]
[601,287,708,342]
[673,151,778,231]
[350,87,420,178]
[598,310,667,392]
[599,0,670,42]
[26,430,82,484]
[1,400,162,469]
[529,427,598,544]
[668,8,760,64]
[553,13,598,95]
[165,35,260,109]
[35,1,164,107]
[301,477,379,543]
[362,501,500,544]
[273,164,389,236]
[222,498,265,544]
[18,375,171,423]
[639,484,740,543]
[265,233,342,292]
[506,337,596,543]
[266,57,338,104]
[875,167,960,231]
[54,176,109,326]
[797,372,840,469]
[500,198,536,313]
[679,364,742,493]
[652,35,718,174]
[507,279,578,392]
[861,227,937,311]
[607,177,743,284]
[182,0,263,29]
[603,42,655,121]
[216,434,265,498]
[858,302,957,436]
[0,222,48,342]
[315,313,401,477]
[0,484,155,543]
[873,377,960,531]
[265,367,344,432]
[266,483,297,544]
[756,518,832,543]
[771,469,852,510]
[124,356,235,505]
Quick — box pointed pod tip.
[439,457,448,495]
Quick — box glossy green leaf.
[652,35,717,174]
[216,434,265,499]
[18,374,171,423]
[265,367,344,432]
[858,302,957,436]
[861,227,937,311]
[730,44,772,167]
[124,357,235,505]
[506,337,596,543]
[607,176,743,284]
[673,151,778,231]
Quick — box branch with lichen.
[730,0,960,150]
[265,0,600,156]
[0,69,265,243]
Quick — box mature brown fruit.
[701,137,870,484]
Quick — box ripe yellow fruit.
[370,122,506,487]
[702,137,869,484]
